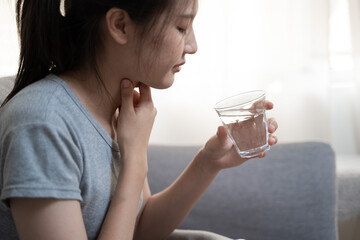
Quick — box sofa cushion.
[147,142,337,240]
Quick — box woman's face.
[133,0,198,89]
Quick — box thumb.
[218,125,234,148]
[216,126,228,142]
[203,126,232,156]
[210,126,231,150]
[121,79,134,109]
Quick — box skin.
[10,1,278,239]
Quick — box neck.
[59,37,139,138]
[60,66,124,139]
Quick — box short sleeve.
[1,122,83,208]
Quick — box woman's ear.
[105,8,133,45]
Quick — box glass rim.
[214,90,266,110]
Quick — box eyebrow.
[178,14,196,20]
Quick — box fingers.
[268,135,278,145]
[133,89,140,107]
[216,126,228,141]
[268,118,278,133]
[258,152,267,158]
[122,81,152,110]
[267,118,278,146]
[138,82,153,105]
[121,79,134,111]
[251,100,273,111]
[207,125,232,152]
[265,100,274,110]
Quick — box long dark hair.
[1,0,178,106]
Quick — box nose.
[184,29,198,55]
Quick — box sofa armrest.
[147,142,337,240]
[0,76,14,104]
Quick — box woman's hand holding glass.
[200,101,278,172]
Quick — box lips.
[173,62,185,73]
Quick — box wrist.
[194,148,222,176]
[120,151,148,175]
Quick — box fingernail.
[122,79,131,88]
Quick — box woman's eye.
[177,27,187,34]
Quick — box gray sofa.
[0,76,338,239]
[148,143,337,240]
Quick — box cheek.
[162,33,184,56]
[136,36,183,77]
[170,38,184,56]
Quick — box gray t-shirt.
[0,74,143,239]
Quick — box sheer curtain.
[151,0,359,156]
[348,0,360,154]
[151,0,336,149]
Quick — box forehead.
[174,0,198,18]
[143,0,198,36]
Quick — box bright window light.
[329,0,354,71]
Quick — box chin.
[152,76,175,89]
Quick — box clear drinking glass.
[214,90,270,158]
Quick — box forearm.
[134,149,220,240]
[98,155,147,240]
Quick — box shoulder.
[0,74,82,132]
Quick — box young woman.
[0,0,278,239]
